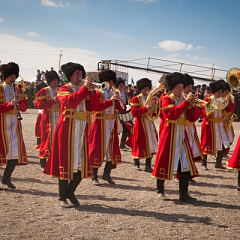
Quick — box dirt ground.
[1,109,240,240]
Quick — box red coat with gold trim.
[0,84,28,165]
[130,94,158,159]
[151,94,200,180]
[201,95,235,155]
[89,90,123,168]
[44,85,99,180]
[33,87,60,159]
[227,134,240,171]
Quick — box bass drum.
[118,105,134,123]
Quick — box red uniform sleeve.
[162,95,190,120]
[187,107,202,122]
[33,88,56,109]
[18,88,28,112]
[131,96,147,117]
[92,91,113,111]
[225,101,234,112]
[58,85,90,108]
[0,102,13,113]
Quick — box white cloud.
[41,0,69,8]
[0,17,3,22]
[157,40,193,51]
[0,34,100,81]
[28,32,39,37]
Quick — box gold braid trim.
[57,91,71,96]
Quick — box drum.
[118,105,134,123]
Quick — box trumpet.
[81,79,110,92]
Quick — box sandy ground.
[0,109,240,240]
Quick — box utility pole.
[58,50,63,71]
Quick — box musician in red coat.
[33,70,60,170]
[0,62,28,189]
[44,62,98,208]
[201,80,234,170]
[89,70,123,186]
[151,72,200,202]
[227,134,240,195]
[130,78,158,172]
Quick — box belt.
[95,113,115,120]
[5,109,17,115]
[63,109,87,121]
[185,120,194,126]
[167,118,186,126]
[47,105,60,112]
[207,117,223,123]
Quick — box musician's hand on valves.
[111,92,120,102]
[146,104,152,113]
[185,92,195,103]
[83,76,93,89]
[54,96,60,104]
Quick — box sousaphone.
[226,68,240,92]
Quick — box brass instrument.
[224,112,237,130]
[226,68,240,91]
[145,78,166,121]
[16,82,27,92]
[12,83,23,121]
[205,96,229,116]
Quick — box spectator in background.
[36,69,42,81]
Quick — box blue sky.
[0,0,240,85]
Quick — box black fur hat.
[115,77,125,88]
[220,81,230,92]
[98,70,116,84]
[184,73,194,86]
[136,78,152,91]
[0,62,19,80]
[61,62,86,81]
[164,72,186,91]
[209,80,224,93]
[45,70,60,85]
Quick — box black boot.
[215,150,225,169]
[145,158,153,172]
[179,171,196,203]
[40,158,46,171]
[157,179,167,200]
[67,171,82,206]
[58,179,70,208]
[102,161,115,184]
[2,159,18,189]
[237,171,240,196]
[120,125,129,151]
[134,159,141,171]
[92,168,100,186]
[202,154,208,171]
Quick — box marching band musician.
[220,81,235,154]
[88,70,124,186]
[33,70,60,170]
[151,72,200,202]
[200,80,234,170]
[115,77,131,151]
[130,78,158,172]
[44,62,99,208]
[227,134,240,196]
[174,73,204,184]
[0,62,28,189]
[183,74,204,162]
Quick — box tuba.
[226,68,240,92]
[145,78,166,121]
